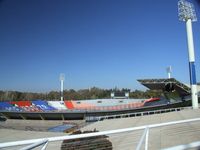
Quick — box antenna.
[166,66,172,79]
[178,0,198,109]
[60,73,65,101]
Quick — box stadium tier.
[0,97,185,120]
[0,98,162,113]
[73,98,146,107]
[63,98,161,110]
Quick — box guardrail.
[0,117,200,150]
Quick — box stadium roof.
[137,78,190,97]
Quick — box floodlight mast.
[178,0,198,109]
[166,66,172,79]
[60,73,65,101]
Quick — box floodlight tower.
[178,0,198,109]
[60,73,65,101]
[166,66,172,79]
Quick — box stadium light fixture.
[178,0,198,109]
[178,0,197,22]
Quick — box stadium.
[1,0,200,149]
[0,78,193,121]
[0,77,200,149]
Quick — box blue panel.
[32,100,56,111]
[189,62,197,85]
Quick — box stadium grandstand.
[0,78,197,120]
[0,78,200,149]
[0,98,161,112]
[0,97,173,120]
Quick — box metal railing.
[0,117,200,150]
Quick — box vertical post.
[41,141,48,150]
[186,19,198,109]
[145,128,149,150]
[136,127,149,150]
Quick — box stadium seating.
[75,99,146,107]
[70,101,95,110]
[47,101,68,110]
[10,101,42,112]
[64,101,74,109]
[32,100,56,111]
[63,99,153,111]
[0,98,162,112]
[10,101,31,107]
[0,102,22,111]
[144,97,168,106]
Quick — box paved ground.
[0,108,200,149]
[0,119,84,150]
[0,129,67,150]
[0,119,84,132]
[81,108,200,149]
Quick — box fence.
[0,117,200,150]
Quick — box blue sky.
[0,0,200,92]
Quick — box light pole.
[166,66,172,79]
[178,0,198,109]
[60,73,65,101]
